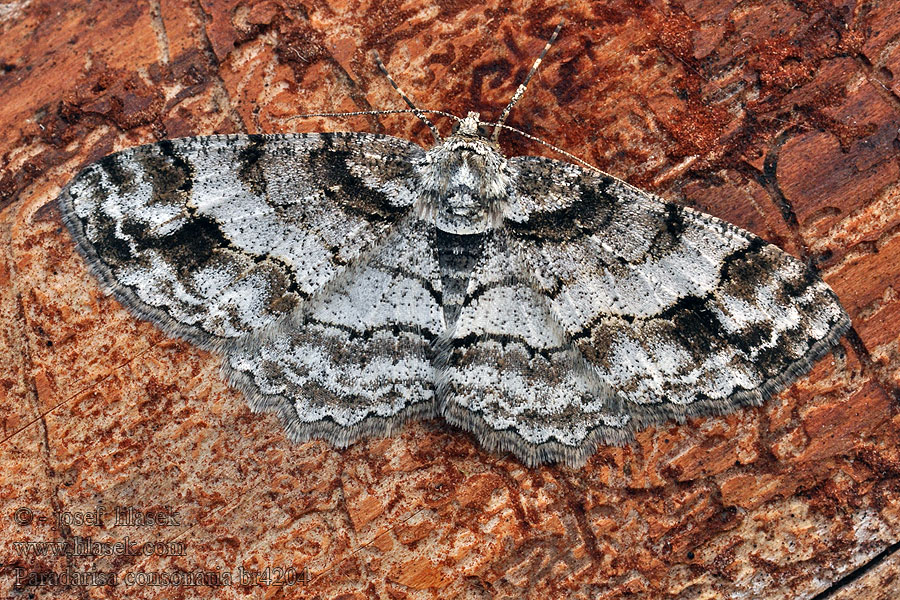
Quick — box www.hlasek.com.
[13,566,311,588]
[13,536,186,557]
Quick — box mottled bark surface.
[1,0,899,598]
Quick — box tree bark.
[1,0,899,598]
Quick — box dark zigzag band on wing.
[564,237,768,340]
[502,156,850,442]
[423,227,848,465]
[437,332,632,467]
[223,366,440,448]
[222,217,444,444]
[434,231,631,466]
[449,332,569,361]
[223,324,440,447]
[436,295,849,469]
[304,319,441,345]
[577,243,851,418]
[57,133,424,348]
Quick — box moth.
[57,25,850,466]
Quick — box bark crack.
[147,0,171,65]
[1,219,87,598]
[810,539,900,599]
[188,0,246,133]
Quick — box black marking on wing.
[449,332,566,362]
[237,134,268,197]
[89,145,306,303]
[97,153,136,191]
[152,139,195,199]
[567,236,799,348]
[72,164,136,266]
[309,134,412,223]
[459,276,522,309]
[436,230,484,327]
[719,236,769,288]
[392,266,443,307]
[507,177,618,243]
[307,318,441,345]
[646,202,689,258]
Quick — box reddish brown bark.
[1,0,899,598]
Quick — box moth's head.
[424,111,509,186]
[431,111,502,164]
[416,112,513,234]
[450,112,493,141]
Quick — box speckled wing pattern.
[58,133,424,347]
[58,129,850,467]
[58,132,441,447]
[501,156,850,462]
[435,230,631,465]
[223,216,443,446]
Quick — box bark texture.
[1,0,899,598]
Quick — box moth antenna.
[373,51,442,142]
[286,108,418,122]
[492,21,563,143]
[487,121,599,173]
[489,120,666,198]
[286,109,462,126]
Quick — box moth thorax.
[415,137,514,234]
